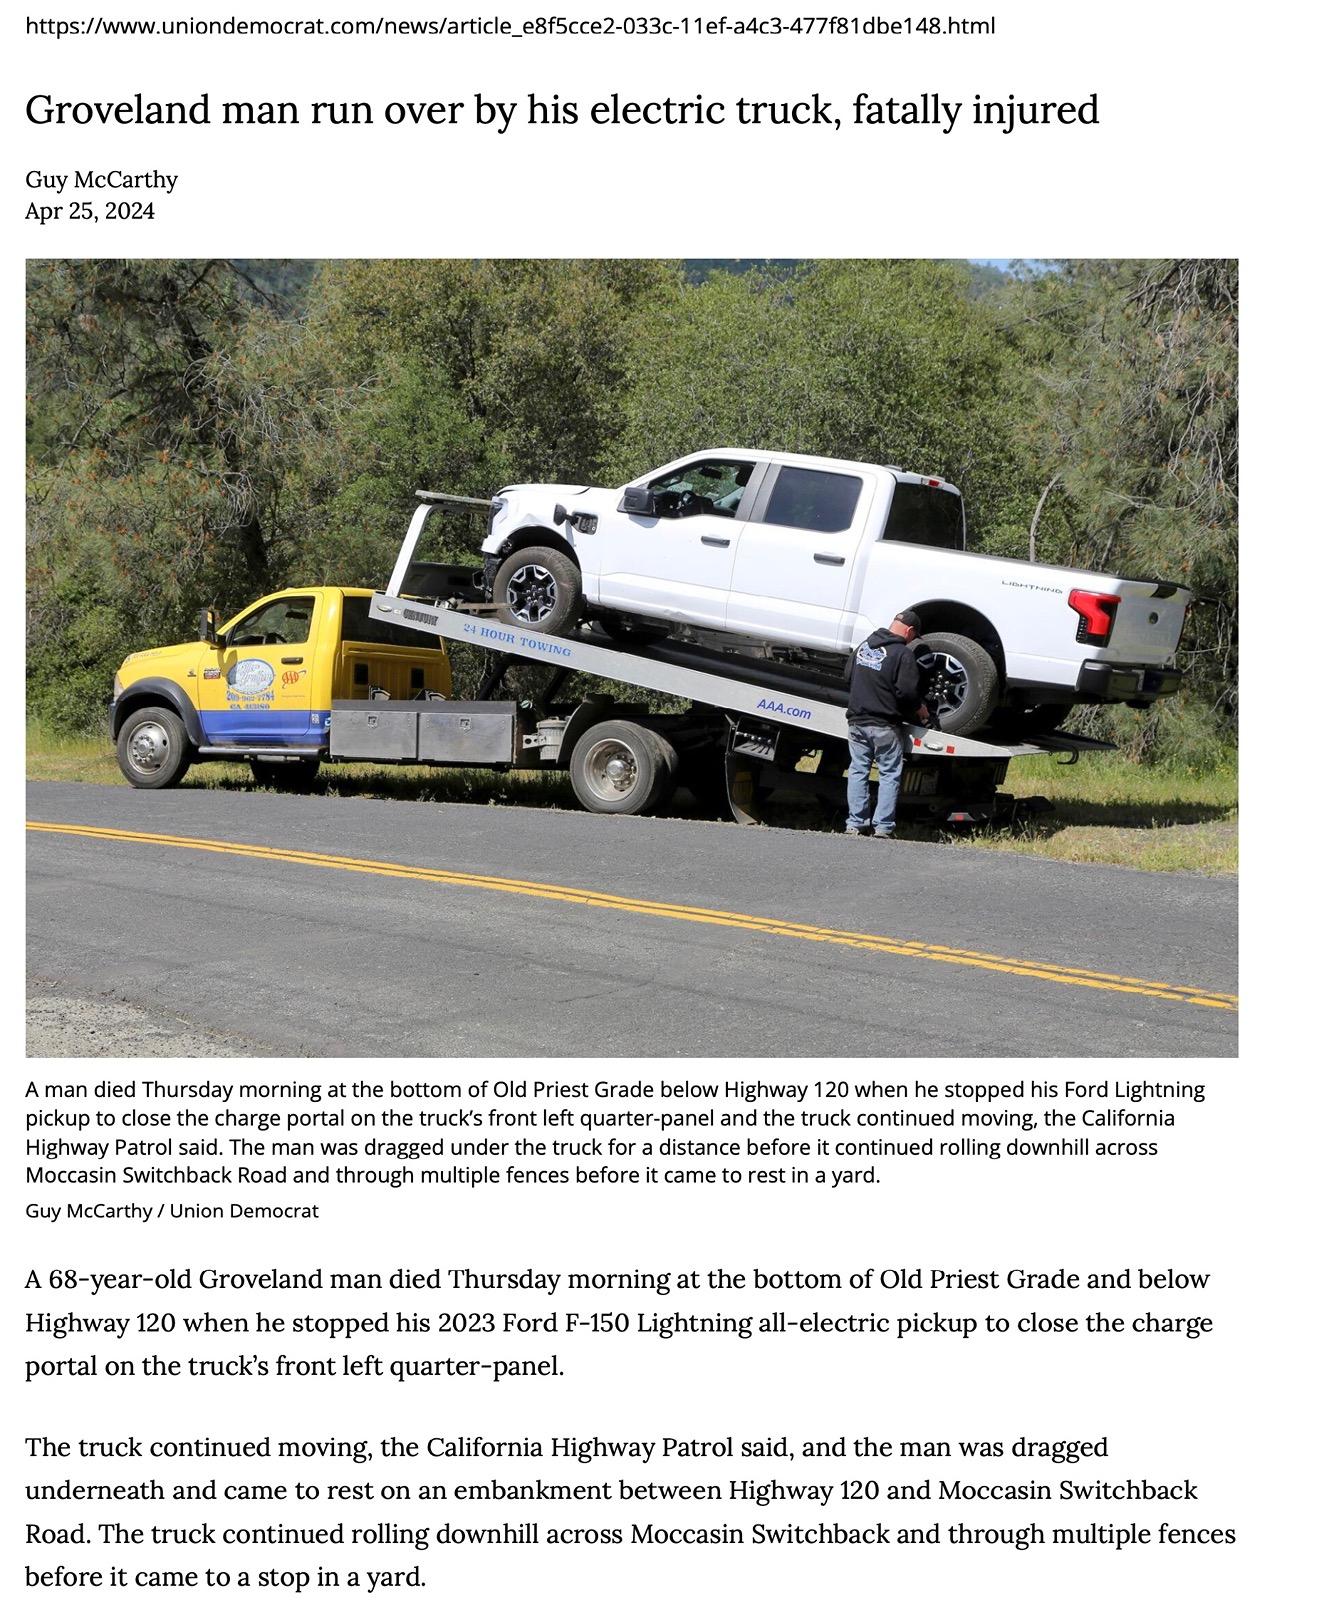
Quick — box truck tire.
[651,732,681,811]
[916,631,999,736]
[569,721,672,815]
[116,705,193,789]
[493,545,582,633]
[249,758,321,793]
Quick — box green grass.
[28,725,1235,874]
[27,724,127,785]
[941,752,1237,874]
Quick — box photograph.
[25,258,1237,1057]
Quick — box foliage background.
[26,258,1236,763]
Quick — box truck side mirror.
[198,607,220,645]
[620,484,656,517]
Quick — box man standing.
[844,609,928,839]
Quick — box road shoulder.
[26,977,271,1059]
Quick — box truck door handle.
[814,553,846,566]
[281,655,304,664]
[701,536,731,548]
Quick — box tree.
[274,259,679,585]
[26,260,360,724]
[608,259,1040,552]
[999,259,1238,754]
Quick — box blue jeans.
[847,722,906,834]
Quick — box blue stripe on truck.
[199,710,329,747]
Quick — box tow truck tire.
[249,758,321,794]
[116,705,193,789]
[651,732,681,810]
[916,631,999,736]
[493,545,582,633]
[569,721,672,815]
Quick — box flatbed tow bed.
[343,494,1113,825]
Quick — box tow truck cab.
[109,587,450,787]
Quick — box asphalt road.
[26,781,1237,1058]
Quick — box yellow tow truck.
[110,587,451,791]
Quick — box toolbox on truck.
[416,701,521,765]
[328,699,521,765]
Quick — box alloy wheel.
[505,563,558,625]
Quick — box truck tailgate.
[1099,579,1191,662]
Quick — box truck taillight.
[1068,589,1120,646]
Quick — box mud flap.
[725,752,766,825]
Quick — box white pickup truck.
[474,448,1190,735]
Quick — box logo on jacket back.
[856,644,886,672]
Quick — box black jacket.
[846,629,923,726]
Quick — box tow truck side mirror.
[620,485,656,517]
[198,607,220,645]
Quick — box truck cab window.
[649,459,753,518]
[882,482,965,549]
[229,597,315,647]
[760,466,861,533]
[341,595,442,649]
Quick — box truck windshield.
[648,459,753,518]
[883,482,965,550]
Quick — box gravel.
[26,979,267,1058]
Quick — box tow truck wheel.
[569,721,672,816]
[249,758,320,794]
[116,706,193,789]
[493,545,582,633]
[916,631,999,736]
[647,731,680,812]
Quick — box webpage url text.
[28,14,999,41]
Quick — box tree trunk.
[1028,473,1062,563]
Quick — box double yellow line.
[27,820,1237,1012]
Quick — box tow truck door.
[198,591,321,747]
